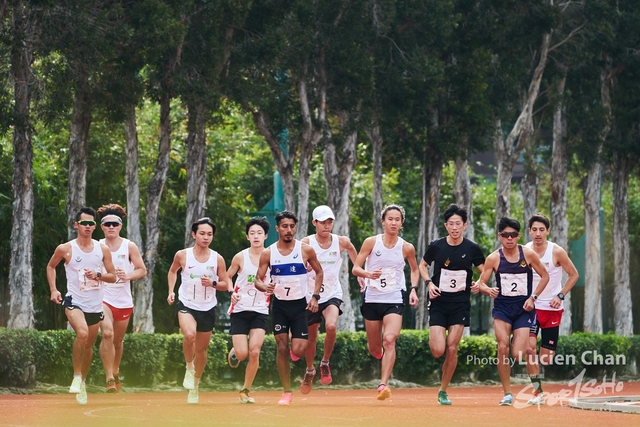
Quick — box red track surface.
[2,382,639,427]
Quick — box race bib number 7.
[273,276,304,300]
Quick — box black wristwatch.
[411,286,419,293]
[312,294,320,300]
[425,279,432,285]
[212,280,218,288]
[557,292,565,300]
[96,272,102,279]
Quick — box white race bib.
[238,285,267,308]
[309,273,337,295]
[273,276,304,300]
[78,269,101,291]
[499,273,528,297]
[368,268,397,292]
[188,278,214,303]
[439,269,468,293]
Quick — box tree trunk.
[521,146,538,243]
[454,153,474,241]
[365,115,384,235]
[582,161,602,333]
[66,71,92,239]
[124,103,143,250]
[550,72,572,335]
[612,153,632,336]
[324,111,358,332]
[494,32,551,226]
[8,0,35,329]
[251,110,296,212]
[184,102,208,247]
[133,92,172,333]
[415,152,442,330]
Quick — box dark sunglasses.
[499,231,520,239]
[77,220,96,226]
[102,222,121,228]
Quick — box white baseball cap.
[312,205,335,221]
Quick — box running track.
[2,382,639,427]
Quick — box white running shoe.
[69,377,82,394]
[76,383,87,405]
[187,387,199,404]
[183,370,195,390]
[527,392,545,406]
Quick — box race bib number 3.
[79,270,100,291]
[499,273,528,297]
[274,276,304,300]
[368,268,397,292]
[439,269,468,293]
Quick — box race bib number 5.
[499,273,528,297]
[439,269,468,293]
[368,268,397,292]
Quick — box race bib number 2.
[499,273,528,297]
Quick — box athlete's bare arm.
[523,246,550,311]
[98,244,118,283]
[403,241,420,306]
[167,249,186,305]
[47,243,72,304]
[477,251,499,298]
[214,254,230,292]
[302,243,323,312]
[254,248,272,293]
[352,237,382,291]
[125,241,147,281]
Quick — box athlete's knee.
[101,328,114,343]
[324,322,337,336]
[183,330,197,344]
[497,341,510,355]
[382,332,398,348]
[75,329,89,344]
[429,342,445,358]
[446,343,459,358]
[248,347,261,361]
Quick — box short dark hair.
[498,216,521,233]
[246,216,270,235]
[275,210,298,225]
[528,213,550,230]
[444,204,468,223]
[191,217,216,235]
[75,207,96,221]
[381,204,405,222]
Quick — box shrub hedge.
[0,327,637,389]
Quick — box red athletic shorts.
[104,302,133,322]
[535,309,563,329]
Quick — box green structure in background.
[252,171,285,246]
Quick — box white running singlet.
[229,249,269,315]
[179,248,219,311]
[64,239,105,313]
[525,241,564,311]
[100,238,134,309]
[363,235,406,304]
[306,234,343,303]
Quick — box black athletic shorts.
[230,310,269,335]
[428,299,471,328]
[360,302,404,321]
[271,297,308,339]
[62,295,104,326]
[307,297,343,326]
[175,300,216,332]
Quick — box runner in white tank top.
[352,204,420,401]
[226,217,271,404]
[47,207,117,405]
[299,206,359,393]
[524,214,579,405]
[167,217,230,404]
[254,210,324,406]
[97,204,147,394]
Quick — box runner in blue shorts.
[477,217,549,406]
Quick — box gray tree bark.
[133,92,172,333]
[365,115,384,235]
[454,154,474,241]
[582,160,602,333]
[324,110,358,331]
[415,152,443,330]
[550,72,573,335]
[612,153,632,336]
[521,146,538,243]
[494,32,550,226]
[66,71,92,240]
[124,104,143,250]
[8,0,35,329]
[184,102,208,247]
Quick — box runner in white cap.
[299,205,359,394]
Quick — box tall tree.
[7,0,36,328]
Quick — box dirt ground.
[2,381,640,427]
